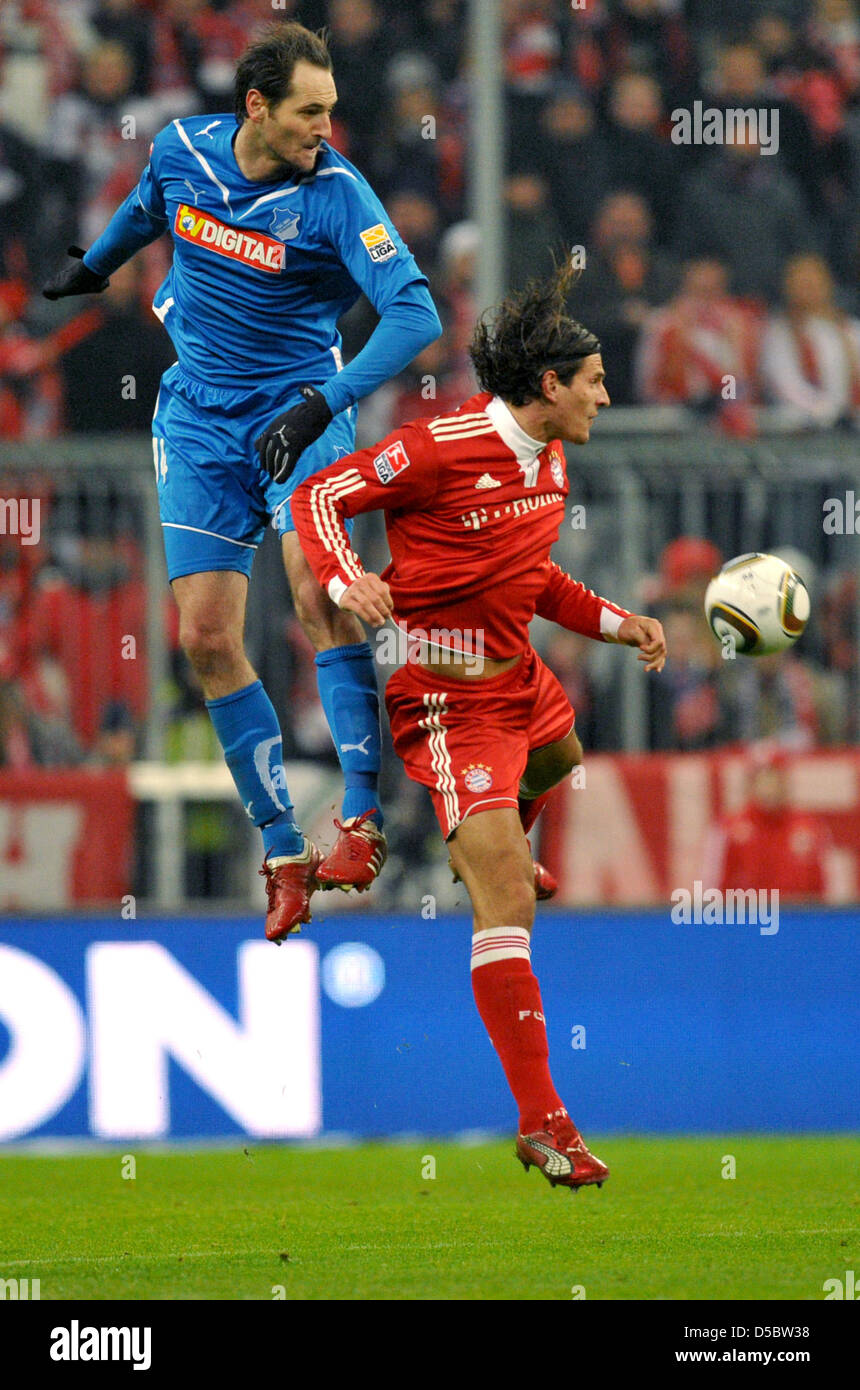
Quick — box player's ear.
[540,368,559,402]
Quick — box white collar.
[484,395,546,465]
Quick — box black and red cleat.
[259,839,321,943]
[533,860,558,901]
[516,1108,609,1192]
[315,809,387,892]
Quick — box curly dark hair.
[469,260,601,406]
[233,22,331,124]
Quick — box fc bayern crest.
[463,763,493,793]
[550,453,565,489]
[270,208,301,240]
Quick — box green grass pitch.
[1,1136,857,1300]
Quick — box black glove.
[43,246,110,301]
[255,384,333,483]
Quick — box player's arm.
[292,421,439,626]
[256,177,441,483]
[43,135,168,300]
[535,562,667,672]
[316,175,441,419]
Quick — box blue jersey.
[85,114,439,411]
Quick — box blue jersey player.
[43,22,441,941]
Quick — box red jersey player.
[292,265,668,1191]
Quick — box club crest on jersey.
[373,439,410,484]
[359,222,398,263]
[270,208,301,240]
[462,763,493,793]
[174,204,285,272]
[549,451,565,489]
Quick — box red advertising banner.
[541,748,860,906]
[0,770,133,907]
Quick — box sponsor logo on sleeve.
[173,204,285,272]
[373,439,411,484]
[359,222,398,263]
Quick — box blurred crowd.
[1,0,858,791]
[0,0,859,434]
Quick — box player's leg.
[170,567,319,941]
[154,375,318,940]
[385,660,606,1190]
[264,401,386,890]
[449,807,608,1192]
[280,531,386,889]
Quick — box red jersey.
[292,392,631,658]
[707,805,828,900]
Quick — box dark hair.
[469,259,601,406]
[233,21,332,124]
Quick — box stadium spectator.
[604,72,682,244]
[575,191,679,403]
[672,128,817,304]
[437,219,479,394]
[649,602,734,751]
[0,277,66,439]
[703,746,831,901]
[709,40,823,216]
[503,169,564,290]
[760,252,860,429]
[59,260,191,434]
[810,0,860,99]
[536,82,610,248]
[635,258,761,434]
[326,0,394,173]
[372,61,444,203]
[0,671,84,768]
[589,0,699,110]
[25,521,148,749]
[87,0,155,97]
[723,646,849,747]
[147,0,248,113]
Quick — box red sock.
[471,927,565,1134]
[518,790,551,836]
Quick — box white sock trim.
[470,926,531,971]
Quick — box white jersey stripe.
[172,119,231,210]
[309,472,365,580]
[419,693,459,835]
[310,473,366,582]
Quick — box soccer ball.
[704,552,810,656]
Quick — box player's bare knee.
[180,620,244,680]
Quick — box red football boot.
[516,1108,609,1192]
[259,839,321,943]
[532,860,558,900]
[315,809,387,892]
[527,839,558,900]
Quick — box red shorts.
[384,645,575,839]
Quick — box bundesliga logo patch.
[462,763,493,793]
[174,204,285,272]
[373,439,411,484]
[359,223,398,263]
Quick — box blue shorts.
[151,363,356,581]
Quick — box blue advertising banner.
[0,910,857,1141]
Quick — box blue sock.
[205,679,305,859]
[315,642,383,826]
